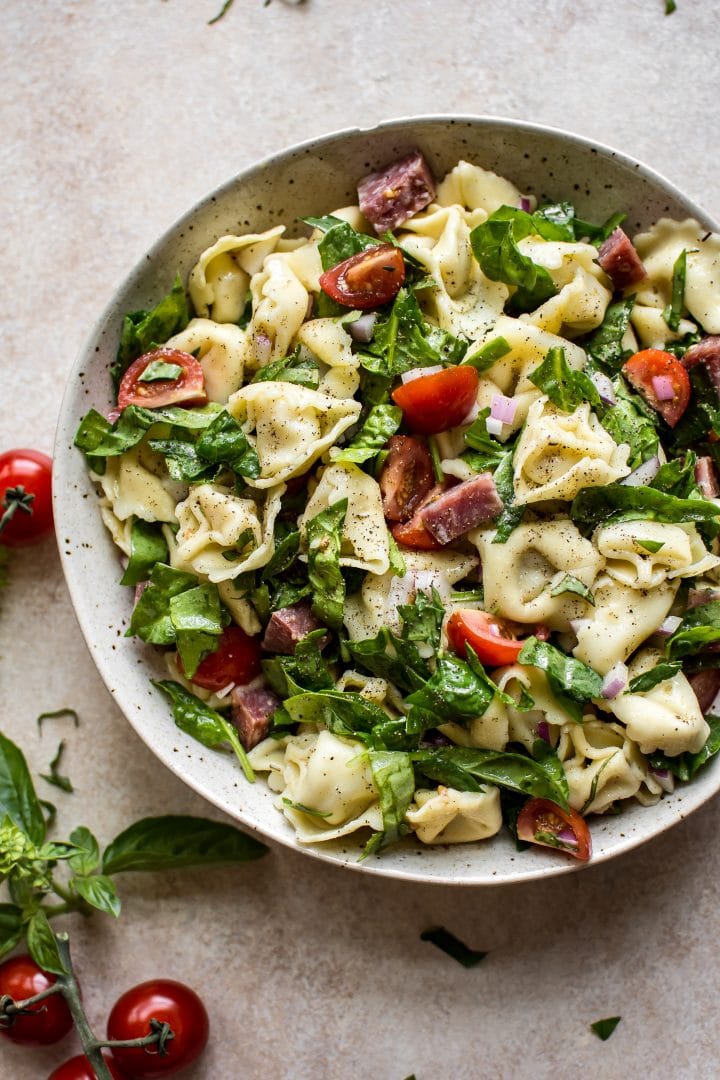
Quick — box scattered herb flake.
[37,708,80,732]
[40,742,74,794]
[591,1016,621,1041]
[420,926,487,968]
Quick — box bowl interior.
[54,115,720,884]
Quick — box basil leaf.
[331,405,402,464]
[469,207,558,314]
[250,347,320,390]
[153,680,254,782]
[261,529,300,581]
[74,402,221,460]
[39,741,73,794]
[420,926,487,967]
[528,346,600,412]
[306,498,347,631]
[666,602,720,658]
[596,376,659,469]
[398,587,445,652]
[148,436,215,483]
[103,814,266,874]
[584,297,635,370]
[411,746,569,808]
[406,655,495,733]
[317,220,377,270]
[363,750,415,856]
[72,874,121,918]
[119,520,169,587]
[571,483,720,531]
[517,637,602,723]
[282,690,388,737]
[169,583,227,679]
[137,360,184,382]
[360,287,466,378]
[0,903,23,960]
[591,1017,621,1041]
[68,826,101,875]
[345,629,430,694]
[0,730,45,845]
[626,660,682,694]
[195,411,261,478]
[27,909,66,975]
[462,336,511,372]
[491,450,525,543]
[112,273,189,390]
[663,248,687,331]
[549,574,595,604]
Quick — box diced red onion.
[688,588,720,608]
[401,364,443,384]
[651,374,676,401]
[649,767,675,794]
[348,312,377,343]
[519,196,532,212]
[215,681,236,700]
[557,827,578,846]
[656,615,682,636]
[134,581,149,604]
[619,455,660,487]
[589,370,616,405]
[107,408,122,425]
[254,332,272,365]
[490,393,517,425]
[485,416,504,437]
[601,661,628,699]
[537,721,550,743]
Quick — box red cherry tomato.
[379,435,434,522]
[319,245,405,309]
[516,797,592,861]
[117,349,208,411]
[622,349,690,428]
[0,449,53,547]
[179,624,262,692]
[0,955,73,1046]
[391,366,479,434]
[48,1052,130,1080]
[447,610,533,667]
[391,483,445,550]
[106,979,209,1078]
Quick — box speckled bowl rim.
[54,113,720,886]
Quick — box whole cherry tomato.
[106,979,209,1078]
[516,797,592,861]
[117,349,208,411]
[179,624,263,692]
[0,449,54,547]
[48,1052,130,1080]
[447,610,532,667]
[319,245,406,309]
[622,348,690,428]
[391,366,479,434]
[0,955,73,1046]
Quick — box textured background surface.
[2,2,719,1077]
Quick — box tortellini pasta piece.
[168,482,283,583]
[435,160,522,217]
[515,237,612,335]
[227,382,361,489]
[242,252,311,368]
[406,785,502,844]
[296,318,360,399]
[473,519,604,630]
[595,520,720,589]
[439,697,509,753]
[188,226,285,322]
[495,663,579,745]
[94,441,183,525]
[556,718,660,814]
[633,218,720,335]
[513,398,630,504]
[572,575,678,675]
[165,318,245,404]
[600,648,709,757]
[299,463,390,576]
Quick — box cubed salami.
[689,670,720,714]
[231,686,281,750]
[358,150,436,234]
[419,473,503,545]
[682,336,720,396]
[262,602,325,655]
[695,455,720,499]
[597,227,647,289]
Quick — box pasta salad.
[75,149,720,862]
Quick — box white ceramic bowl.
[54,115,720,885]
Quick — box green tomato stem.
[53,933,114,1080]
[0,485,35,534]
[1,982,64,1026]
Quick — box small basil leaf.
[0,730,46,845]
[102,815,267,874]
[0,903,23,960]
[72,874,121,918]
[420,926,487,968]
[26,909,66,975]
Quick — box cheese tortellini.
[165,318,245,404]
[299,463,390,576]
[595,520,720,589]
[572,575,678,675]
[406,786,502,844]
[633,218,720,338]
[556,718,661,814]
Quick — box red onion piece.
[348,312,377,343]
[490,393,517,425]
[649,767,675,794]
[485,415,504,437]
[656,615,682,636]
[651,374,676,401]
[688,588,720,608]
[519,196,532,212]
[589,370,616,405]
[619,455,660,487]
[254,332,272,365]
[556,827,578,846]
[537,721,550,743]
[601,661,629,699]
[400,364,443,384]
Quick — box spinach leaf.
[591,1017,621,1042]
[584,297,635,370]
[261,529,300,581]
[147,435,215,483]
[420,926,487,967]
[305,499,347,630]
[651,451,699,499]
[469,206,558,313]
[549,574,595,604]
[153,680,254,782]
[571,483,720,531]
[596,376,660,469]
[331,405,402,464]
[462,336,512,372]
[411,746,570,808]
[663,248,687,332]
[406,655,495,733]
[654,715,720,781]
[345,629,429,694]
[112,274,189,390]
[360,287,467,379]
[398,587,445,652]
[74,402,220,461]
[195,411,261,478]
[138,360,183,382]
[102,814,266,874]
[666,602,720,658]
[626,660,682,694]
[250,346,320,390]
[671,361,720,451]
[363,750,415,856]
[317,220,377,270]
[532,201,576,242]
[169,583,227,678]
[573,211,626,245]
[492,450,526,543]
[463,408,509,468]
[517,637,602,723]
[282,690,389,737]
[262,629,334,695]
[528,346,600,412]
[0,730,46,845]
[119,519,169,587]
[128,563,198,645]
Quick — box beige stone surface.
[2,1,720,1077]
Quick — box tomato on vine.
[0,449,54,546]
[106,979,209,1077]
[0,954,73,1045]
[48,1052,130,1080]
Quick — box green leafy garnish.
[398,587,445,652]
[463,336,512,371]
[331,405,402,464]
[666,602,720,658]
[360,287,467,383]
[596,376,660,470]
[591,1016,621,1041]
[305,499,347,631]
[137,360,183,382]
[549,574,595,604]
[663,248,687,331]
[250,347,320,389]
[119,520,169,587]
[528,346,600,412]
[571,483,720,531]
[635,539,665,554]
[584,297,635,370]
[112,275,189,391]
[39,742,73,794]
[649,715,720,780]
[74,402,221,462]
[411,746,569,808]
[469,206,558,313]
[363,750,415,856]
[420,926,487,967]
[153,680,254,782]
[626,660,681,694]
[517,637,602,723]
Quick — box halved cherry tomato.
[516,797,592,861]
[180,625,263,692]
[117,348,208,410]
[319,245,405,309]
[391,366,479,435]
[0,449,53,547]
[447,609,531,667]
[0,955,73,1045]
[379,435,434,522]
[622,349,690,428]
[391,483,445,550]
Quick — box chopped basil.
[39,742,73,794]
[331,405,402,464]
[571,483,720,532]
[346,629,429,695]
[387,531,406,576]
[635,539,665,554]
[153,680,254,782]
[405,655,496,733]
[137,360,183,382]
[596,375,660,470]
[359,287,467,380]
[119,520,169,587]
[626,660,681,694]
[528,346,600,412]
[469,206,558,313]
[281,798,331,819]
[263,629,334,696]
[282,689,388,737]
[663,248,687,332]
[420,926,487,967]
[112,274,189,391]
[74,402,221,461]
[305,499,347,631]
[462,336,512,372]
[492,451,526,543]
[250,347,320,389]
[590,1017,621,1041]
[549,574,595,604]
[584,297,635,370]
[195,411,261,478]
[428,436,444,484]
[398,587,445,652]
[517,637,602,724]
[261,529,300,581]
